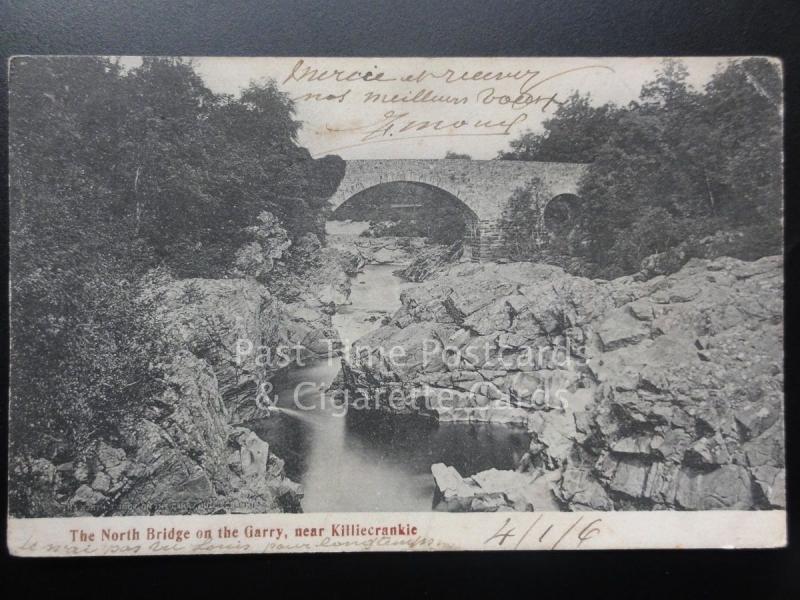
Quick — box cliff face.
[155,277,341,423]
[338,255,784,511]
[64,351,301,516]
[32,275,342,517]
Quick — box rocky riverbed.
[26,242,783,516]
[327,234,429,265]
[335,254,785,511]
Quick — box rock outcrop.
[337,255,784,511]
[49,352,301,516]
[578,255,784,510]
[269,241,362,308]
[431,463,560,512]
[327,234,428,265]
[28,270,350,517]
[395,241,466,282]
[154,277,340,423]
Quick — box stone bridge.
[328,159,588,260]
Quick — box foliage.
[499,58,783,276]
[444,151,472,159]
[233,211,292,280]
[497,92,621,163]
[8,56,343,512]
[501,179,546,259]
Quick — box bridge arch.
[542,193,584,235]
[330,180,481,258]
[327,159,588,260]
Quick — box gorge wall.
[24,267,346,517]
[335,254,785,511]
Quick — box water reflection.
[249,264,530,512]
[251,357,530,512]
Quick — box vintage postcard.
[7,56,785,555]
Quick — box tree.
[497,58,783,277]
[693,58,782,224]
[8,56,346,514]
[497,92,621,163]
[501,179,546,259]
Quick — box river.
[251,264,530,512]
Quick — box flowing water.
[251,264,530,512]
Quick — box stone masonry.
[328,159,587,261]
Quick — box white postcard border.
[7,510,787,556]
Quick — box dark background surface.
[1,0,798,597]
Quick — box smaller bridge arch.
[542,193,585,234]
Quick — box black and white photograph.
[6,55,786,553]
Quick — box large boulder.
[674,465,756,510]
[431,463,559,512]
[396,241,465,282]
[556,467,613,511]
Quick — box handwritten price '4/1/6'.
[484,516,603,550]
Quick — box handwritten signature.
[318,110,529,155]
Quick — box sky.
[119,56,733,160]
